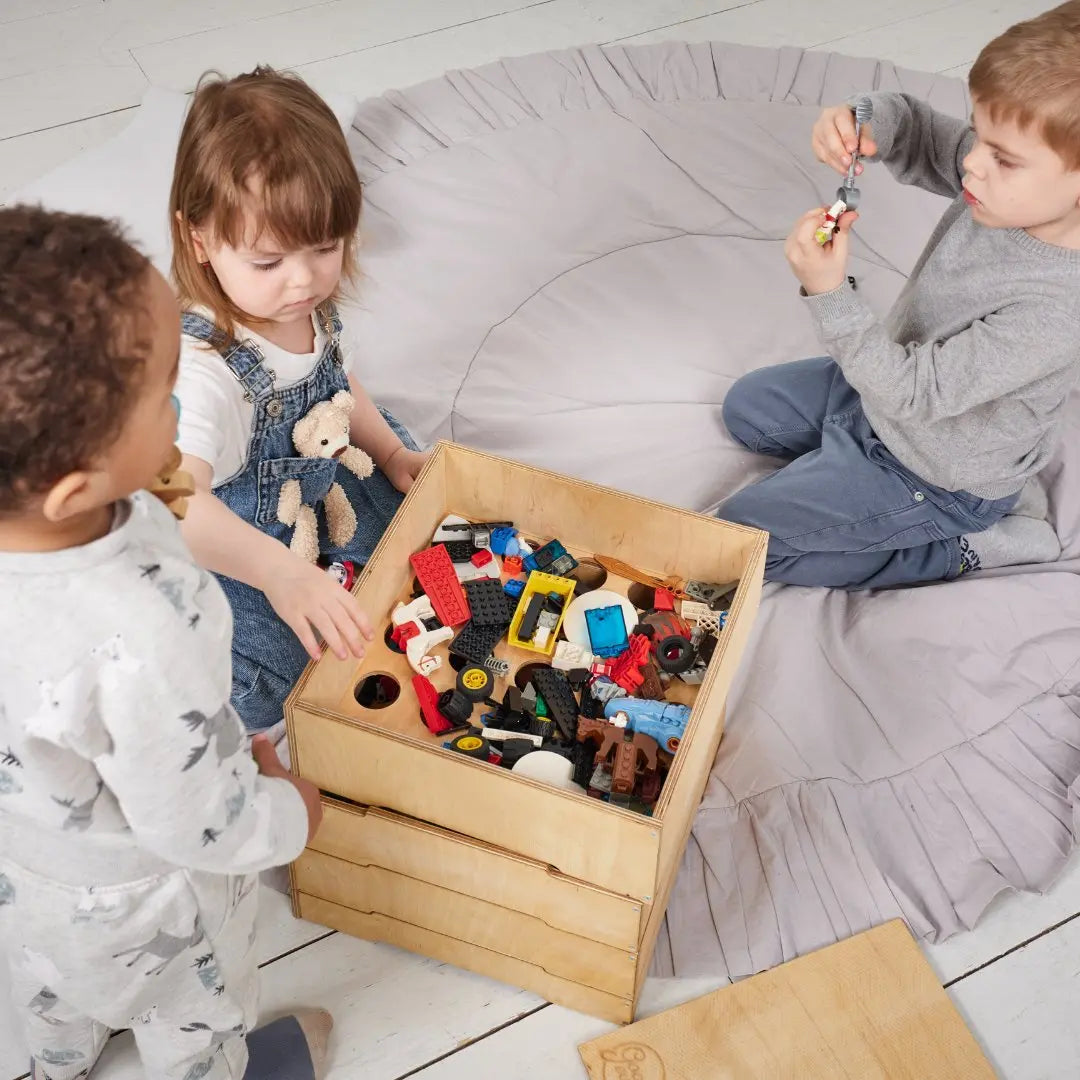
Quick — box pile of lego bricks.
[388,515,735,815]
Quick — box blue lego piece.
[504,578,526,599]
[602,698,691,754]
[585,605,629,658]
[522,539,578,578]
[490,526,519,556]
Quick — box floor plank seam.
[606,0,764,45]
[293,0,560,75]
[258,928,339,969]
[943,910,1080,988]
[0,104,138,145]
[393,1003,552,1078]
[811,0,969,51]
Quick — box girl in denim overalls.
[170,67,427,733]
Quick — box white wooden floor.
[3,1,1077,1077]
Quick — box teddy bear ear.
[332,390,355,411]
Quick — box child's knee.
[721,368,774,450]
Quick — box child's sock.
[958,516,1060,573]
[244,1008,333,1080]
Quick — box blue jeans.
[717,357,1017,589]
[182,304,418,731]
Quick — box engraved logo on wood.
[599,1043,666,1080]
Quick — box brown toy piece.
[593,554,689,600]
[610,730,659,797]
[577,717,661,798]
[637,662,665,701]
[149,445,195,520]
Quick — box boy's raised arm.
[857,91,973,199]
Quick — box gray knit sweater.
[805,92,1080,500]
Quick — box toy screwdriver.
[815,97,874,246]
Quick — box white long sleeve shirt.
[0,493,308,881]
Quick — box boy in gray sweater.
[719,1,1080,588]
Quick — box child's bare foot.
[245,1008,334,1079]
[294,1009,333,1078]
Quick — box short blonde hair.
[169,66,362,337]
[969,0,1080,171]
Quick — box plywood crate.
[285,442,766,1023]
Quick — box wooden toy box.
[285,442,766,1023]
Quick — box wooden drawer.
[296,894,636,1025]
[286,442,766,1021]
[293,848,636,998]
[304,799,643,951]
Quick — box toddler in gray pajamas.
[0,208,334,1079]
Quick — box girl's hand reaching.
[812,104,877,176]
[382,446,431,494]
[261,546,374,662]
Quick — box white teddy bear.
[277,391,374,562]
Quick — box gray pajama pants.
[0,818,259,1080]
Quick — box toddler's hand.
[262,548,374,662]
[785,206,858,296]
[252,734,323,844]
[812,104,877,176]
[383,446,431,494]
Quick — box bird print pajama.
[0,494,309,1080]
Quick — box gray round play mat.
[343,40,1080,979]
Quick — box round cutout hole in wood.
[514,662,551,691]
[568,558,607,593]
[626,582,656,610]
[354,672,401,709]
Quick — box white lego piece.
[454,560,501,583]
[682,600,721,634]
[480,728,543,746]
[533,626,551,649]
[405,624,454,675]
[552,640,596,671]
[391,595,436,626]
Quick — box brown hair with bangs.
[969,0,1080,171]
[169,66,362,337]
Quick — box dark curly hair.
[0,206,152,515]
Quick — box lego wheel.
[450,733,490,759]
[457,664,493,702]
[656,635,696,674]
[438,688,474,726]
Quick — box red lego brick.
[412,673,456,735]
[470,549,494,568]
[503,555,523,576]
[653,587,677,612]
[391,621,420,648]
[410,544,470,626]
[610,633,652,693]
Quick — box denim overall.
[180,302,416,731]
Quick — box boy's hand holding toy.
[785,206,858,296]
[786,98,874,294]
